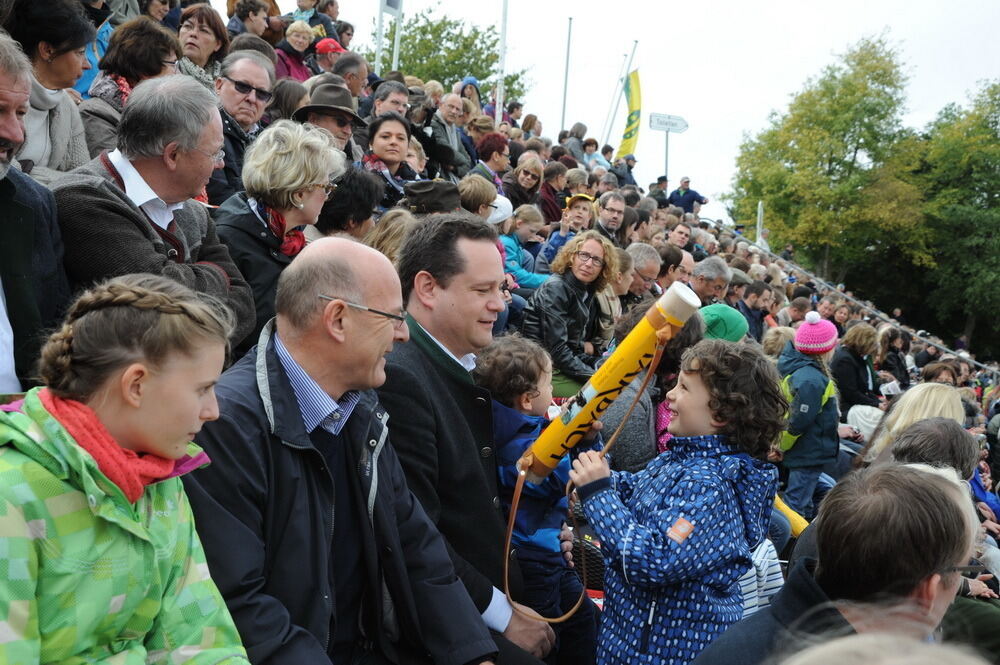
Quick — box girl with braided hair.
[0,273,249,664]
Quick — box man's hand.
[503,603,555,659]
[559,523,574,568]
[569,450,609,487]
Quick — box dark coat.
[736,299,764,342]
[184,323,496,665]
[691,559,851,665]
[0,168,71,386]
[207,107,256,206]
[880,348,911,389]
[501,171,538,210]
[51,153,255,346]
[377,318,525,613]
[830,345,880,418]
[776,343,840,468]
[538,181,561,223]
[520,271,598,382]
[212,193,289,355]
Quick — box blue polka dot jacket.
[577,434,778,665]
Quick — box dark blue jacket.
[776,342,840,468]
[493,400,600,561]
[666,187,707,213]
[578,435,778,665]
[0,168,70,386]
[184,322,495,665]
[692,559,851,665]
[736,300,764,343]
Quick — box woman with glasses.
[362,112,419,215]
[80,17,182,157]
[502,155,543,208]
[521,230,618,397]
[177,3,229,90]
[5,0,95,184]
[214,120,346,356]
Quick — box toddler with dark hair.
[473,334,599,665]
[570,339,787,665]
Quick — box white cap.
[486,195,513,225]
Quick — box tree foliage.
[727,36,1000,355]
[358,6,531,101]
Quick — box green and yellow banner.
[616,70,641,159]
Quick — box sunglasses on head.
[223,76,272,103]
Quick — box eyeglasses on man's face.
[317,294,407,329]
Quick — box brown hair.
[922,361,957,385]
[38,274,234,400]
[549,230,618,292]
[458,174,497,214]
[472,335,550,408]
[180,3,230,65]
[679,339,788,457]
[99,16,182,87]
[841,322,878,357]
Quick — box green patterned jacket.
[0,388,249,664]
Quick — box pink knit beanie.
[794,311,839,355]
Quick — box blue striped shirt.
[274,333,360,436]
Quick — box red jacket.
[538,181,562,223]
[275,46,311,82]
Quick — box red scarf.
[110,73,133,107]
[266,206,306,257]
[39,389,176,504]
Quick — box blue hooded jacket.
[493,400,600,563]
[776,342,840,468]
[578,434,778,665]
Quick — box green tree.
[727,37,930,279]
[918,81,1000,350]
[358,6,531,102]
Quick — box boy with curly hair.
[570,339,787,665]
[473,334,599,665]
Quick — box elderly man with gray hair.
[626,241,663,299]
[52,74,255,346]
[690,255,732,306]
[208,49,275,205]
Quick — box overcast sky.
[212,0,1000,223]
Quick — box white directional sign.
[649,113,688,133]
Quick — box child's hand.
[570,451,610,487]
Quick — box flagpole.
[390,11,403,70]
[559,17,572,132]
[494,0,508,127]
[600,51,629,146]
[603,40,637,147]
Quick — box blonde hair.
[407,136,425,161]
[461,97,479,116]
[841,322,878,356]
[467,115,494,135]
[403,75,424,87]
[550,230,618,292]
[38,274,234,400]
[423,80,443,99]
[509,127,524,140]
[458,174,497,214]
[762,326,795,360]
[503,203,543,234]
[864,383,965,463]
[363,209,418,265]
[242,120,345,210]
[285,19,313,36]
[779,631,988,665]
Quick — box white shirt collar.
[107,149,185,230]
[422,323,477,372]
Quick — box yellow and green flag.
[616,70,641,159]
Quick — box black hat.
[656,175,668,184]
[399,180,462,215]
[292,84,366,126]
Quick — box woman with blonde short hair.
[214,119,346,353]
[502,155,542,208]
[861,382,965,464]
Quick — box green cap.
[700,303,749,342]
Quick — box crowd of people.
[2,1,1000,664]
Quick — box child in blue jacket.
[570,339,786,665]
[473,335,600,665]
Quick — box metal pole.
[390,11,403,71]
[374,6,384,76]
[603,39,638,146]
[756,200,764,244]
[663,131,670,182]
[560,17,572,132]
[600,51,629,145]
[494,0,508,127]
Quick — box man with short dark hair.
[379,214,557,665]
[595,190,626,247]
[208,50,275,205]
[0,32,71,391]
[353,80,409,148]
[668,220,692,248]
[52,74,254,346]
[694,464,979,665]
[737,280,771,342]
[186,238,498,665]
[777,296,810,327]
[506,101,523,127]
